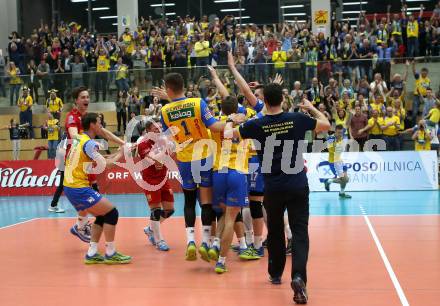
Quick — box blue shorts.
[177,157,213,190]
[213,169,249,207]
[64,187,103,212]
[247,156,264,193]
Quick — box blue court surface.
[1,191,438,228]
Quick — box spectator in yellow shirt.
[46,112,60,159]
[359,109,383,151]
[411,62,430,125]
[46,89,63,120]
[115,57,129,92]
[406,12,420,57]
[412,120,431,151]
[272,41,287,81]
[95,46,110,102]
[425,101,440,126]
[194,34,210,79]
[7,61,22,106]
[379,106,400,151]
[17,87,34,139]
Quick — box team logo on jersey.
[87,196,95,204]
[167,108,195,122]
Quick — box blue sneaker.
[208,245,220,261]
[198,242,210,262]
[70,224,91,243]
[239,248,260,260]
[215,262,227,274]
[156,240,170,251]
[255,246,264,257]
[230,244,241,252]
[143,226,156,246]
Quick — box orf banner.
[0,159,182,196]
[305,151,439,191]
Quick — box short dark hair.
[82,113,99,131]
[164,73,184,93]
[72,86,89,101]
[263,83,283,107]
[426,87,432,91]
[221,96,238,116]
[335,124,344,131]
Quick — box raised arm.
[227,51,258,107]
[208,65,229,98]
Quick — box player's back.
[64,133,93,188]
[161,97,214,162]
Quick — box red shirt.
[65,108,83,157]
[137,138,168,185]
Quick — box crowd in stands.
[1,2,440,160]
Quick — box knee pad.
[103,208,119,225]
[249,191,264,197]
[150,207,162,221]
[161,209,175,219]
[250,201,264,219]
[94,215,104,227]
[201,204,215,226]
[235,211,243,223]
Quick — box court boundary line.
[360,205,410,306]
[0,218,39,230]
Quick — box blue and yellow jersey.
[212,115,250,173]
[327,136,345,163]
[64,133,99,188]
[161,97,218,162]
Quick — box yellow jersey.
[161,97,217,162]
[367,117,382,135]
[369,102,385,116]
[96,55,110,72]
[9,68,22,84]
[407,21,419,38]
[414,130,431,151]
[379,116,400,136]
[211,115,250,173]
[18,95,33,112]
[272,50,287,69]
[64,133,97,188]
[47,119,60,141]
[427,108,440,124]
[46,97,63,113]
[394,108,406,130]
[414,76,430,96]
[328,136,345,163]
[116,64,128,80]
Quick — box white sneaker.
[48,206,65,213]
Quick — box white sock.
[202,225,211,244]
[213,237,220,248]
[150,220,163,242]
[186,227,195,244]
[328,178,335,184]
[218,256,226,265]
[254,236,263,249]
[242,207,253,231]
[285,224,292,239]
[87,242,99,257]
[76,215,88,229]
[105,241,116,256]
[238,237,247,249]
[245,230,254,245]
[340,186,346,193]
[209,235,215,247]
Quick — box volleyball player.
[55,86,126,243]
[153,73,237,262]
[64,112,131,264]
[324,125,352,198]
[137,117,175,251]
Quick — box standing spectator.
[412,63,431,125]
[290,81,303,112]
[95,47,110,102]
[53,58,66,99]
[421,88,438,118]
[37,57,51,101]
[46,112,60,159]
[115,90,128,133]
[349,105,368,151]
[1,119,27,160]
[17,87,34,139]
[272,41,287,81]
[149,45,164,88]
[26,59,39,103]
[359,109,382,151]
[45,89,63,120]
[7,61,22,106]
[127,87,141,116]
[194,34,210,79]
[131,44,147,88]
[0,49,6,97]
[145,96,162,117]
[253,41,267,84]
[379,106,400,151]
[375,40,395,84]
[70,54,87,88]
[406,9,422,58]
[304,41,318,81]
[358,39,374,81]
[412,120,431,151]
